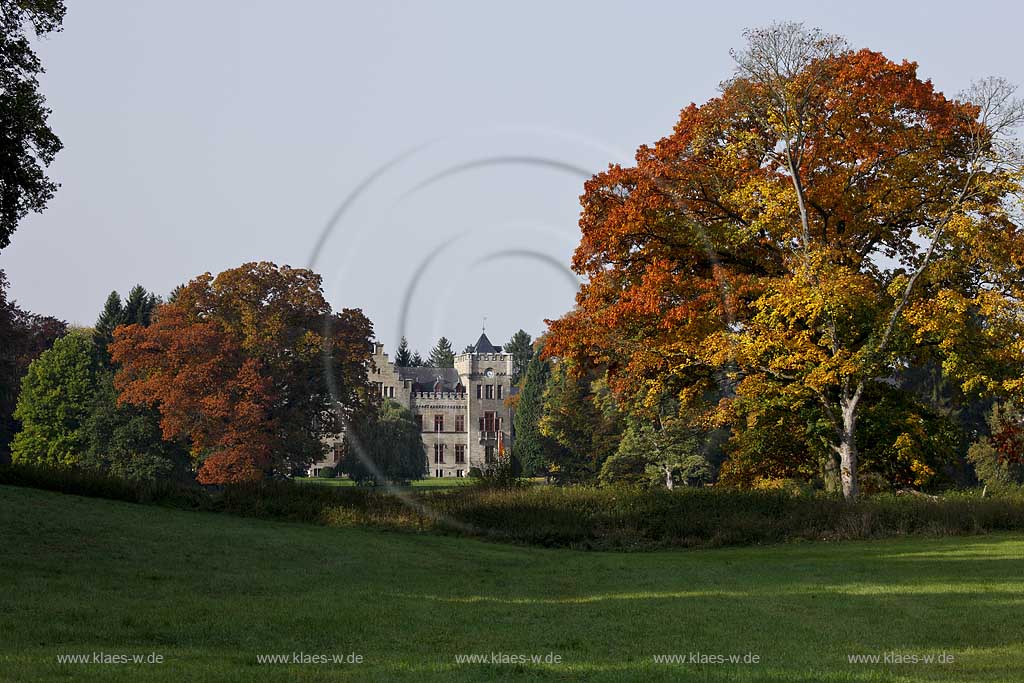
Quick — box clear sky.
[2,0,1020,355]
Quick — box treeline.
[511,338,1024,496]
[4,262,390,485]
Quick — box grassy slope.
[1,485,1022,682]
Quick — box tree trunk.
[664,464,674,490]
[837,396,859,500]
[822,451,841,494]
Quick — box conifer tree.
[93,291,124,357]
[394,336,413,367]
[503,329,533,383]
[428,337,455,368]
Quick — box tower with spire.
[310,335,516,478]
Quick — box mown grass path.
[1,485,1021,681]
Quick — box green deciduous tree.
[968,402,1024,492]
[600,419,711,489]
[340,400,426,484]
[539,360,624,483]
[79,371,190,482]
[0,0,66,250]
[0,269,65,460]
[11,330,99,467]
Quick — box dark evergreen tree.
[93,291,124,355]
[503,329,533,383]
[463,344,475,354]
[428,336,455,368]
[410,351,425,367]
[511,342,566,478]
[94,285,160,365]
[394,336,413,367]
[123,285,158,326]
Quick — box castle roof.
[472,332,502,354]
[398,366,462,393]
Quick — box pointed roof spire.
[472,332,501,354]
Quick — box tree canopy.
[427,336,455,368]
[11,330,98,468]
[504,329,533,383]
[545,23,1024,499]
[111,262,374,484]
[340,399,426,485]
[0,0,66,250]
[0,269,65,460]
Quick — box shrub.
[316,466,336,479]
[4,462,1024,551]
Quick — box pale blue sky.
[2,0,1020,355]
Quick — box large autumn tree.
[111,262,374,484]
[545,23,1024,499]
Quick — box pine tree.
[512,342,564,478]
[123,285,158,326]
[503,329,533,383]
[93,291,124,356]
[410,351,425,367]
[428,337,455,368]
[394,336,413,367]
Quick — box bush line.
[3,464,1024,551]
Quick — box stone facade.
[311,333,515,478]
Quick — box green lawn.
[1,485,1022,682]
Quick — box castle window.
[476,384,482,399]
[455,444,466,463]
[497,385,503,399]
[485,385,494,399]
[435,468,443,478]
[485,446,495,464]
[455,414,464,432]
[434,444,445,463]
[434,414,444,432]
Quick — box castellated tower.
[455,333,515,471]
[310,334,516,478]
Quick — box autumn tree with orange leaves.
[545,23,1024,499]
[110,262,374,484]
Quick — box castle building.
[311,333,515,478]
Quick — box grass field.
[2,485,1022,682]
